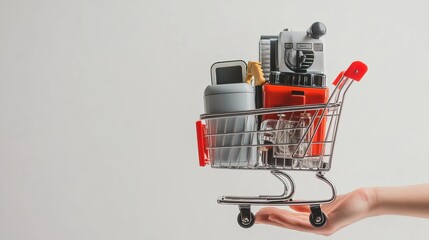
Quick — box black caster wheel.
[309,211,327,228]
[237,212,255,228]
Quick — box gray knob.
[307,22,326,39]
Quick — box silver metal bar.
[211,165,330,172]
[206,141,334,150]
[259,171,294,199]
[217,171,336,205]
[205,127,308,137]
[294,108,321,158]
[201,103,341,120]
[244,115,251,168]
[208,121,215,167]
[327,79,354,167]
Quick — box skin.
[255,184,429,236]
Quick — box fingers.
[256,207,308,222]
[289,205,311,213]
[255,207,280,224]
[268,212,314,232]
[255,207,314,232]
[256,207,336,236]
[255,211,287,228]
[253,194,356,236]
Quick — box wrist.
[345,187,379,219]
[366,187,381,217]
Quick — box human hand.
[255,188,375,236]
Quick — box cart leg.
[237,205,255,228]
[309,204,327,227]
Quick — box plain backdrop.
[1,0,429,239]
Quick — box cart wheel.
[237,212,255,228]
[309,211,327,228]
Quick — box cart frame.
[196,61,368,228]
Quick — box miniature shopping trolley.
[196,61,368,228]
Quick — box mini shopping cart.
[196,61,368,228]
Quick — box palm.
[255,188,372,236]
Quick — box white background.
[1,0,429,239]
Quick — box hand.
[255,188,375,236]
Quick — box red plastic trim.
[332,71,345,86]
[343,61,368,81]
[196,121,208,167]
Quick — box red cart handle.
[343,61,368,81]
[332,70,345,86]
[196,121,208,167]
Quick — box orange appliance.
[263,72,328,157]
